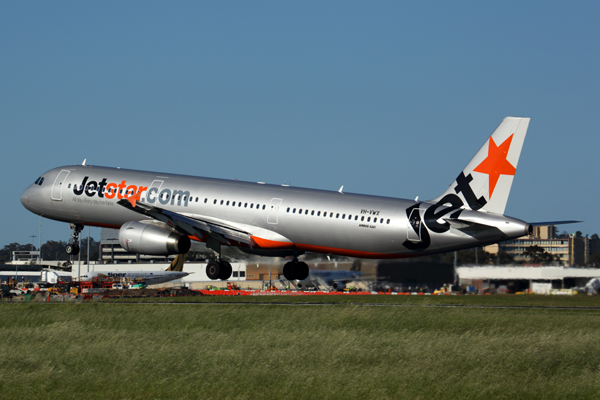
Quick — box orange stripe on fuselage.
[251,236,294,249]
[250,236,412,259]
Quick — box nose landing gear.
[65,223,83,256]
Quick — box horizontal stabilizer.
[443,217,506,241]
[444,218,492,232]
[529,220,582,226]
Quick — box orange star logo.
[473,134,516,199]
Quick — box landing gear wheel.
[206,261,221,280]
[65,243,80,256]
[218,261,232,280]
[283,262,297,281]
[296,261,309,281]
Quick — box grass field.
[1,296,600,399]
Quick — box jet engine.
[118,221,191,255]
[296,281,313,290]
[331,281,346,291]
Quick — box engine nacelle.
[118,221,191,255]
[331,281,346,291]
[296,281,312,290]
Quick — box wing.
[117,198,298,257]
[117,199,254,248]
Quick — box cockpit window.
[34,177,45,186]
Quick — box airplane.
[79,254,190,285]
[21,117,577,282]
[79,270,190,285]
[295,269,366,291]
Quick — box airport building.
[483,225,600,266]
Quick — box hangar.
[456,266,600,293]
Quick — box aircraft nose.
[21,185,38,213]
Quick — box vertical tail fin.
[432,117,530,215]
[166,254,186,271]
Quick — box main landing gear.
[283,258,309,281]
[65,223,83,256]
[206,260,233,280]
[205,238,233,280]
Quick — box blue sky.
[1,1,599,248]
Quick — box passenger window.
[213,199,217,204]
[262,205,266,210]
[220,200,224,205]
[380,218,384,223]
[361,216,364,221]
[287,207,290,212]
[232,201,236,206]
[305,210,308,215]
[311,211,314,216]
[387,219,390,224]
[342,214,346,219]
[68,183,71,188]
[293,208,296,213]
[330,212,333,217]
[317,211,321,216]
[355,216,358,221]
[367,217,371,222]
[251,204,254,208]
[299,209,302,214]
[336,213,339,218]
[245,203,248,208]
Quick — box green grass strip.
[1,300,600,399]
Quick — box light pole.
[38,216,42,265]
[29,234,37,270]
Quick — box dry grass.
[1,302,599,399]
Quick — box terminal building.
[483,225,600,266]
